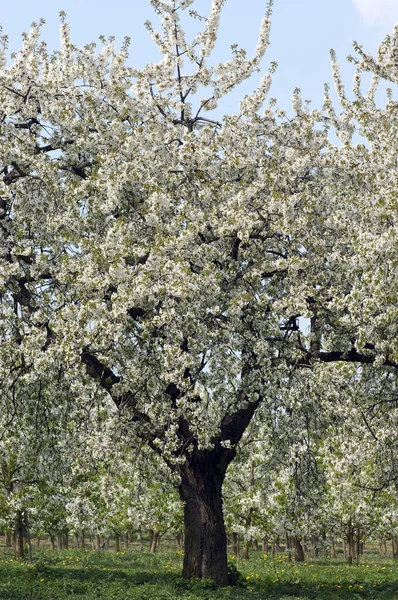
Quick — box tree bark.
[294,536,305,562]
[242,540,250,560]
[347,519,354,566]
[57,533,63,550]
[178,445,235,587]
[24,511,33,563]
[6,531,12,548]
[115,532,120,553]
[14,511,24,560]
[232,532,238,556]
[150,531,159,554]
[262,536,268,554]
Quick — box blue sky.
[1,0,397,113]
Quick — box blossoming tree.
[2,0,398,586]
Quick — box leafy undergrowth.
[0,547,397,599]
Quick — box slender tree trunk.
[74,534,79,549]
[6,531,12,548]
[330,538,336,558]
[347,520,354,566]
[150,531,159,554]
[176,532,183,550]
[262,536,268,553]
[24,511,32,563]
[63,531,69,550]
[356,524,361,566]
[115,532,120,553]
[148,529,154,552]
[392,537,398,560]
[232,532,238,556]
[242,540,250,560]
[15,511,24,560]
[252,539,258,552]
[294,536,305,563]
[79,529,85,550]
[125,530,129,550]
[178,445,235,587]
[57,533,63,550]
[94,535,101,551]
[139,527,143,553]
[49,533,55,552]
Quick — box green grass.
[0,547,397,600]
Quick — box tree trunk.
[148,529,154,552]
[24,511,33,563]
[178,445,235,587]
[125,530,129,550]
[115,532,120,553]
[57,533,63,550]
[392,537,398,560]
[15,511,24,560]
[294,536,305,563]
[49,533,55,552]
[6,531,12,548]
[79,529,85,550]
[242,540,250,560]
[150,531,159,554]
[232,532,238,556]
[176,532,183,550]
[262,536,268,554]
[63,531,69,550]
[94,535,101,551]
[347,520,354,566]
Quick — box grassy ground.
[0,547,397,600]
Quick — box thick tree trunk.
[178,446,235,587]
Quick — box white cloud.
[353,0,398,26]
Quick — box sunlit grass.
[0,545,397,599]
